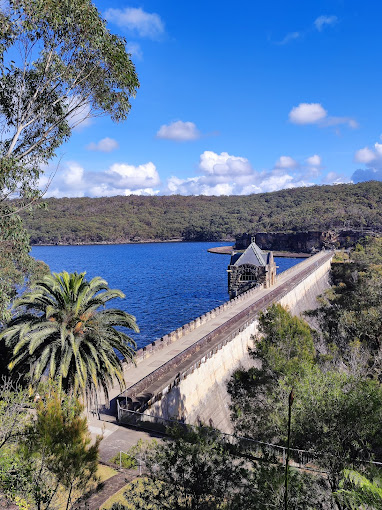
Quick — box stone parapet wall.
[130,252,326,367]
[147,321,258,432]
[131,280,266,366]
[120,251,333,432]
[120,252,332,403]
[278,256,332,314]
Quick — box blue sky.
[41,0,382,197]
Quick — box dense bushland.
[22,181,382,244]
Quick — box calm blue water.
[31,243,301,349]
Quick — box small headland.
[207,245,310,258]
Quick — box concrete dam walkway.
[99,250,332,432]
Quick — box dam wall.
[133,271,269,366]
[118,252,333,433]
[144,253,332,432]
[147,322,258,432]
[278,255,332,316]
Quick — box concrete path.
[82,416,161,509]
[99,251,330,407]
[88,414,163,464]
[73,470,137,510]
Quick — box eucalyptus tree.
[0,0,139,193]
[0,271,139,403]
[0,0,139,323]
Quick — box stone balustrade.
[132,280,267,365]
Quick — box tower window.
[240,272,256,282]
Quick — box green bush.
[109,452,137,469]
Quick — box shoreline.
[207,245,311,258]
[30,238,235,247]
[31,241,311,258]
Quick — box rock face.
[236,230,374,253]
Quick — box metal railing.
[116,406,382,473]
[116,405,316,469]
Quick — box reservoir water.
[31,243,302,350]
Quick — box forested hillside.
[23,181,382,244]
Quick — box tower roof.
[231,242,267,267]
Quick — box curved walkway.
[73,469,137,510]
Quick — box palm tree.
[0,271,139,404]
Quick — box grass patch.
[54,464,118,509]
[97,464,118,482]
[101,478,153,510]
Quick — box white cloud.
[275,156,298,169]
[322,116,359,129]
[199,151,252,176]
[354,142,382,169]
[105,7,164,39]
[238,183,263,195]
[41,162,87,198]
[125,42,143,60]
[352,141,382,183]
[162,151,315,196]
[86,138,119,153]
[106,162,160,189]
[355,147,376,164]
[323,172,351,184]
[164,150,256,195]
[276,32,300,45]
[306,154,321,166]
[260,174,313,192]
[289,102,357,129]
[65,97,93,130]
[166,175,235,196]
[274,15,337,46]
[126,188,159,196]
[289,103,327,124]
[375,143,382,157]
[63,162,84,187]
[352,142,382,182]
[348,119,359,129]
[42,160,161,198]
[314,15,338,31]
[156,121,201,141]
[42,150,328,199]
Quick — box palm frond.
[3,270,138,405]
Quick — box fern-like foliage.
[335,469,382,509]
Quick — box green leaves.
[256,303,316,381]
[0,0,139,327]
[335,470,382,509]
[12,383,100,510]
[229,302,382,504]
[1,0,139,172]
[1,271,138,403]
[310,236,382,369]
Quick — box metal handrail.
[118,407,382,471]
